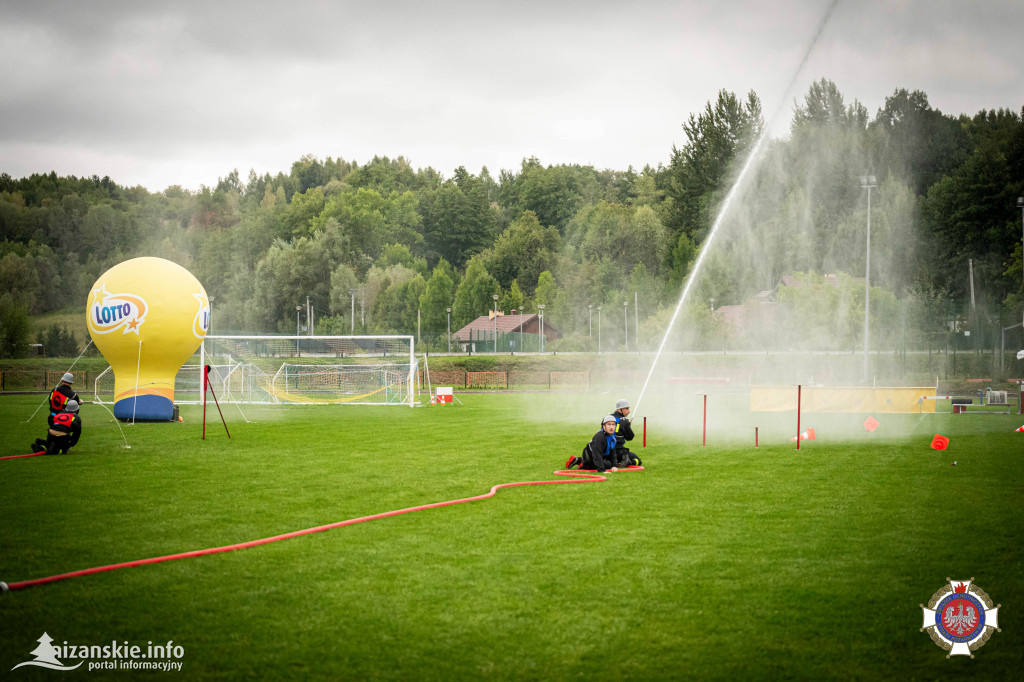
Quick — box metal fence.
[0,370,101,392]
[457,329,545,353]
[420,370,591,390]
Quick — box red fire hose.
[1,466,643,593]
[0,451,45,461]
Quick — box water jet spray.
[633,0,843,417]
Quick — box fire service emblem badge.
[920,578,1000,658]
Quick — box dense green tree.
[252,234,333,332]
[373,274,426,333]
[329,264,359,321]
[452,256,499,327]
[286,187,326,236]
[570,202,667,277]
[535,270,557,306]
[0,252,44,313]
[309,188,422,272]
[499,279,526,315]
[81,204,133,260]
[290,154,326,193]
[378,242,428,276]
[504,159,601,234]
[420,171,496,268]
[419,265,455,333]
[486,211,560,292]
[921,107,1024,306]
[46,194,88,253]
[665,89,764,254]
[361,264,416,330]
[0,293,31,357]
[870,89,969,194]
[193,185,240,230]
[346,156,420,194]
[39,323,78,356]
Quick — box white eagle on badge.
[943,603,978,636]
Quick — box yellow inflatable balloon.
[87,257,209,420]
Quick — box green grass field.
[0,392,1021,679]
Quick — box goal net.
[94,335,416,407]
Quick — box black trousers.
[33,435,71,455]
[614,447,641,467]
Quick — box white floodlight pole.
[492,294,499,353]
[349,289,357,333]
[861,175,877,383]
[588,304,593,339]
[538,304,546,353]
[634,292,638,350]
[446,307,452,353]
[296,305,302,336]
[624,301,629,352]
[597,306,602,354]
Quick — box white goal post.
[94,335,417,407]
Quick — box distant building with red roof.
[713,274,863,330]
[453,312,561,351]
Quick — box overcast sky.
[2,0,1021,192]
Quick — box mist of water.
[633,0,843,418]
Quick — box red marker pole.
[702,394,707,447]
[796,384,802,451]
[755,426,759,448]
[642,416,647,448]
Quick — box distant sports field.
[1,393,1020,679]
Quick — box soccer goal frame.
[200,335,417,407]
[93,335,418,408]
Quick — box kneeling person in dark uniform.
[49,372,80,417]
[612,398,641,467]
[584,415,620,473]
[33,400,82,455]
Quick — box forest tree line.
[1,79,1023,357]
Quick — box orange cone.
[931,434,950,451]
[1015,425,1024,433]
[791,427,816,441]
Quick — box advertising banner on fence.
[750,386,936,413]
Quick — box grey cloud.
[1,0,1021,190]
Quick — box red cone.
[931,434,950,451]
[863,416,880,432]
